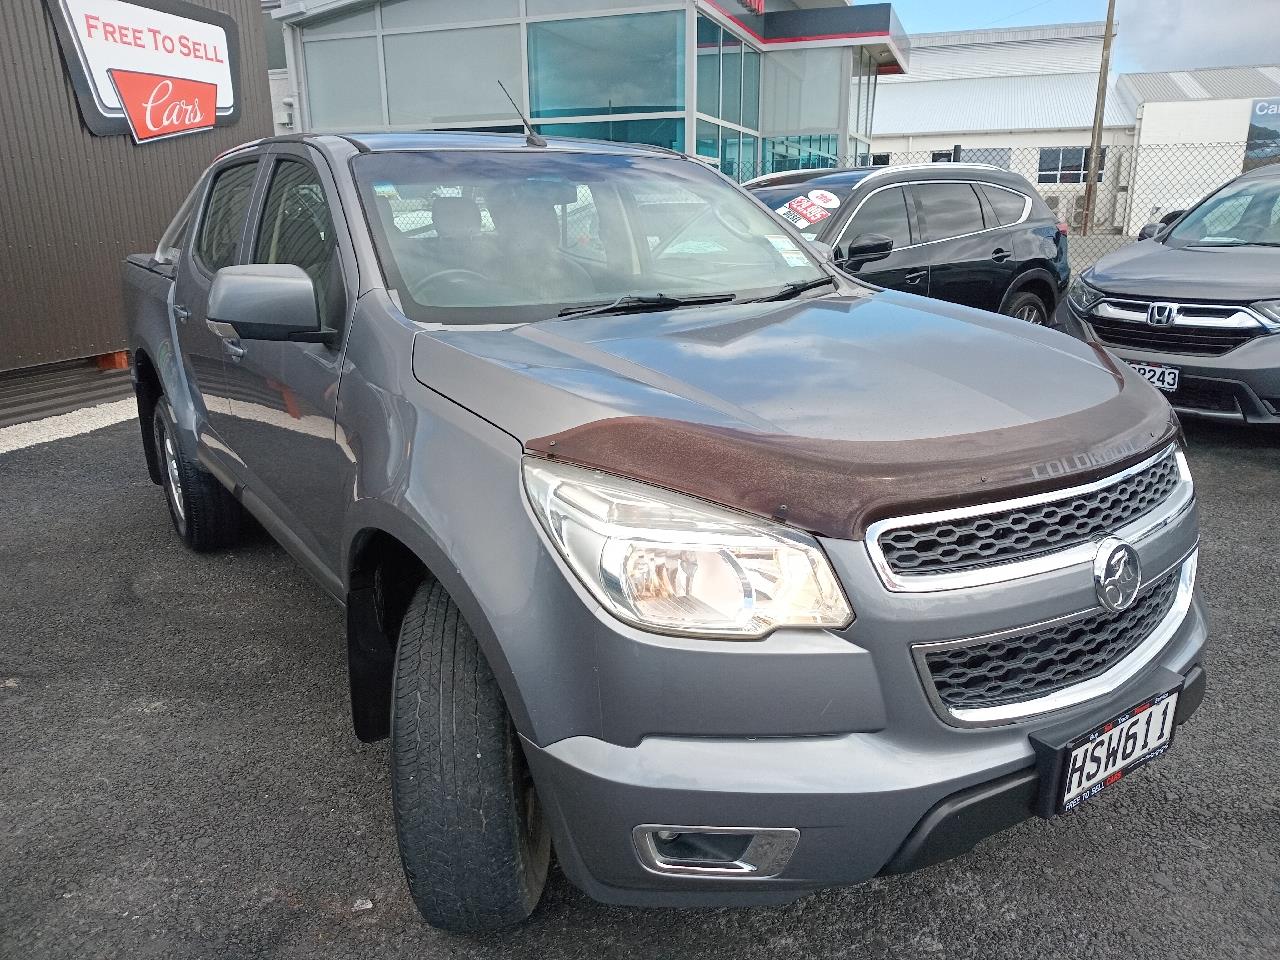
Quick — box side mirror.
[840,233,894,267]
[207,264,325,342]
[1137,222,1162,240]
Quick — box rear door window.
[978,185,1029,226]
[915,182,985,242]
[196,162,259,272]
[846,186,913,250]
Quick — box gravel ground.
[2,418,1277,960]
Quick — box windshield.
[750,183,855,239]
[353,151,825,323]
[1164,176,1280,248]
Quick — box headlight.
[1251,299,1280,328]
[1067,274,1102,313]
[523,458,853,639]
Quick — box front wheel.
[1004,290,1051,325]
[391,579,550,932]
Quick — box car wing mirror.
[207,264,327,343]
[1137,222,1161,240]
[840,233,894,267]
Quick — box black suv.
[745,164,1070,325]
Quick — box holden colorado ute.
[122,132,1207,932]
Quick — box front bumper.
[523,507,1208,906]
[1054,300,1280,423]
[526,605,1206,907]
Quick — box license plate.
[1126,360,1180,393]
[1058,689,1179,813]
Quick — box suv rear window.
[915,182,985,242]
[978,185,1029,226]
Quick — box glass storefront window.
[695,16,720,118]
[720,31,742,127]
[695,118,719,160]
[537,117,684,153]
[739,134,758,180]
[528,12,684,119]
[385,25,523,125]
[303,7,375,37]
[305,37,382,128]
[382,0,519,29]
[742,49,760,131]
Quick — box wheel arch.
[999,266,1060,317]
[131,348,165,485]
[343,515,531,743]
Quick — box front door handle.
[904,269,926,285]
[173,304,191,323]
[991,248,1012,262]
[223,340,246,361]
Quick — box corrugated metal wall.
[0,0,274,373]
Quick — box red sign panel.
[108,68,217,142]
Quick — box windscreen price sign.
[44,0,242,143]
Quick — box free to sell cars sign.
[43,0,241,143]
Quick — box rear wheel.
[391,579,550,932]
[1004,290,1050,325]
[151,399,244,551]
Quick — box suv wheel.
[151,399,244,551]
[1004,290,1050,325]
[391,579,550,932]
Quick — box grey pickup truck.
[123,132,1207,932]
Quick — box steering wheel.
[409,268,490,301]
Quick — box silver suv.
[1059,163,1280,423]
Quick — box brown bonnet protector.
[526,387,1179,542]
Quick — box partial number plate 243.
[1126,360,1180,393]
[1060,689,1179,813]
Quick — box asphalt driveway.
[2,417,1277,959]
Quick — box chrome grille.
[922,570,1180,711]
[1086,298,1267,356]
[878,450,1181,576]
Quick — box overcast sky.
[1117,0,1278,72]
[889,0,1278,73]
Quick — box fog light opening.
[632,825,799,878]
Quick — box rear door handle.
[223,340,246,361]
[173,304,191,323]
[904,269,926,285]
[991,248,1012,262]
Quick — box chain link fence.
[726,142,1279,273]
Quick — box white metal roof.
[1117,65,1280,103]
[873,72,1135,136]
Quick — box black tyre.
[391,579,550,932]
[1004,290,1050,325]
[151,399,245,551]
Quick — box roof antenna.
[498,80,547,148]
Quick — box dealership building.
[263,0,909,177]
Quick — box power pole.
[1082,0,1117,234]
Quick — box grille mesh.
[878,451,1181,576]
[923,572,1181,711]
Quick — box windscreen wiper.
[747,275,838,303]
[1187,240,1280,248]
[557,293,736,319]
